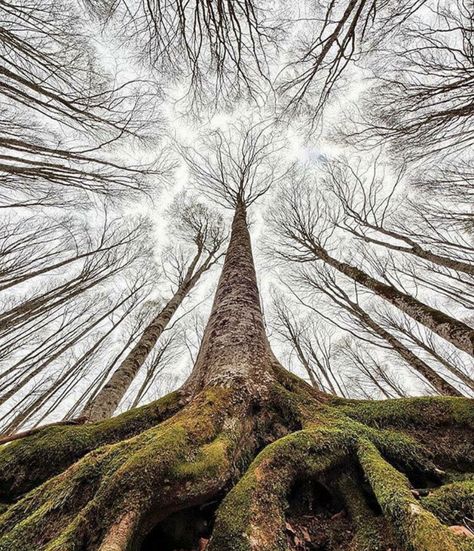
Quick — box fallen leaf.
[198,537,209,550]
[285,521,296,534]
[449,525,474,538]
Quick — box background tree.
[81,195,225,422]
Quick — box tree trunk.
[360,223,474,276]
[0,201,472,551]
[346,298,462,396]
[81,253,211,422]
[315,247,474,356]
[390,323,474,393]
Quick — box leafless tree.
[0,211,150,292]
[128,331,182,409]
[84,0,280,106]
[378,309,474,395]
[0,225,145,337]
[0,283,145,434]
[80,194,225,421]
[287,262,464,396]
[182,120,288,208]
[271,291,345,394]
[325,158,474,276]
[269,177,474,356]
[277,0,428,124]
[342,0,474,162]
[337,340,409,399]
[0,281,148,411]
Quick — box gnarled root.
[0,390,184,497]
[422,480,474,526]
[0,386,473,551]
[357,439,465,551]
[0,388,251,550]
[209,428,353,551]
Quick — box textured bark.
[185,200,276,394]
[314,247,474,356]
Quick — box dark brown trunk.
[185,200,275,394]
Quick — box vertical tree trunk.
[81,290,187,421]
[185,200,275,394]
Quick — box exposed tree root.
[0,383,472,551]
[422,480,474,526]
[357,440,471,551]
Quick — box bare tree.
[128,331,181,409]
[343,0,474,162]
[277,0,427,124]
[81,195,225,421]
[290,263,463,396]
[0,211,150,292]
[84,0,280,106]
[379,309,474,394]
[1,123,472,551]
[0,281,148,409]
[337,340,409,399]
[271,291,345,394]
[0,283,145,434]
[270,178,474,356]
[325,158,474,276]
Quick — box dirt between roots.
[161,509,402,551]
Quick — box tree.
[325,158,474,276]
[337,339,409,399]
[270,179,474,357]
[0,138,472,551]
[271,291,346,395]
[288,263,464,396]
[80,195,225,421]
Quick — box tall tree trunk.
[185,199,275,394]
[314,246,474,356]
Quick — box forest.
[0,0,473,549]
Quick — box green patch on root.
[0,391,182,498]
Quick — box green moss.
[338,475,386,551]
[174,434,231,480]
[357,439,460,551]
[339,397,474,429]
[422,480,474,525]
[0,388,233,550]
[210,427,354,551]
[0,390,182,497]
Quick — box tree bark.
[0,201,472,551]
[314,246,474,356]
